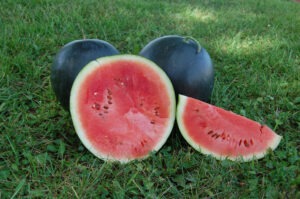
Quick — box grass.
[0,0,299,198]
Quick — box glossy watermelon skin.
[176,95,282,162]
[140,35,214,102]
[51,39,119,110]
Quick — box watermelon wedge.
[70,55,176,163]
[176,94,282,161]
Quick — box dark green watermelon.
[140,35,214,102]
[51,39,119,110]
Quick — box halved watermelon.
[176,95,282,161]
[70,55,176,163]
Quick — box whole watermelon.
[140,35,214,102]
[51,39,119,110]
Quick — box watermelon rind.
[176,94,282,162]
[70,55,176,163]
[139,35,214,103]
[51,39,119,110]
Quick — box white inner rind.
[70,55,176,163]
[176,94,282,162]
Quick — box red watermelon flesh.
[176,95,282,161]
[70,55,175,163]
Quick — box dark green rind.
[51,39,119,110]
[140,35,214,102]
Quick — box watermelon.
[140,35,214,102]
[70,55,176,163]
[51,39,119,110]
[176,95,282,161]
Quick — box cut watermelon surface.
[70,55,176,163]
[176,95,282,161]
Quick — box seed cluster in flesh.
[206,129,254,148]
[91,89,113,116]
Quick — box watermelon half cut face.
[176,95,282,162]
[70,55,176,163]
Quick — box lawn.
[0,0,299,198]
